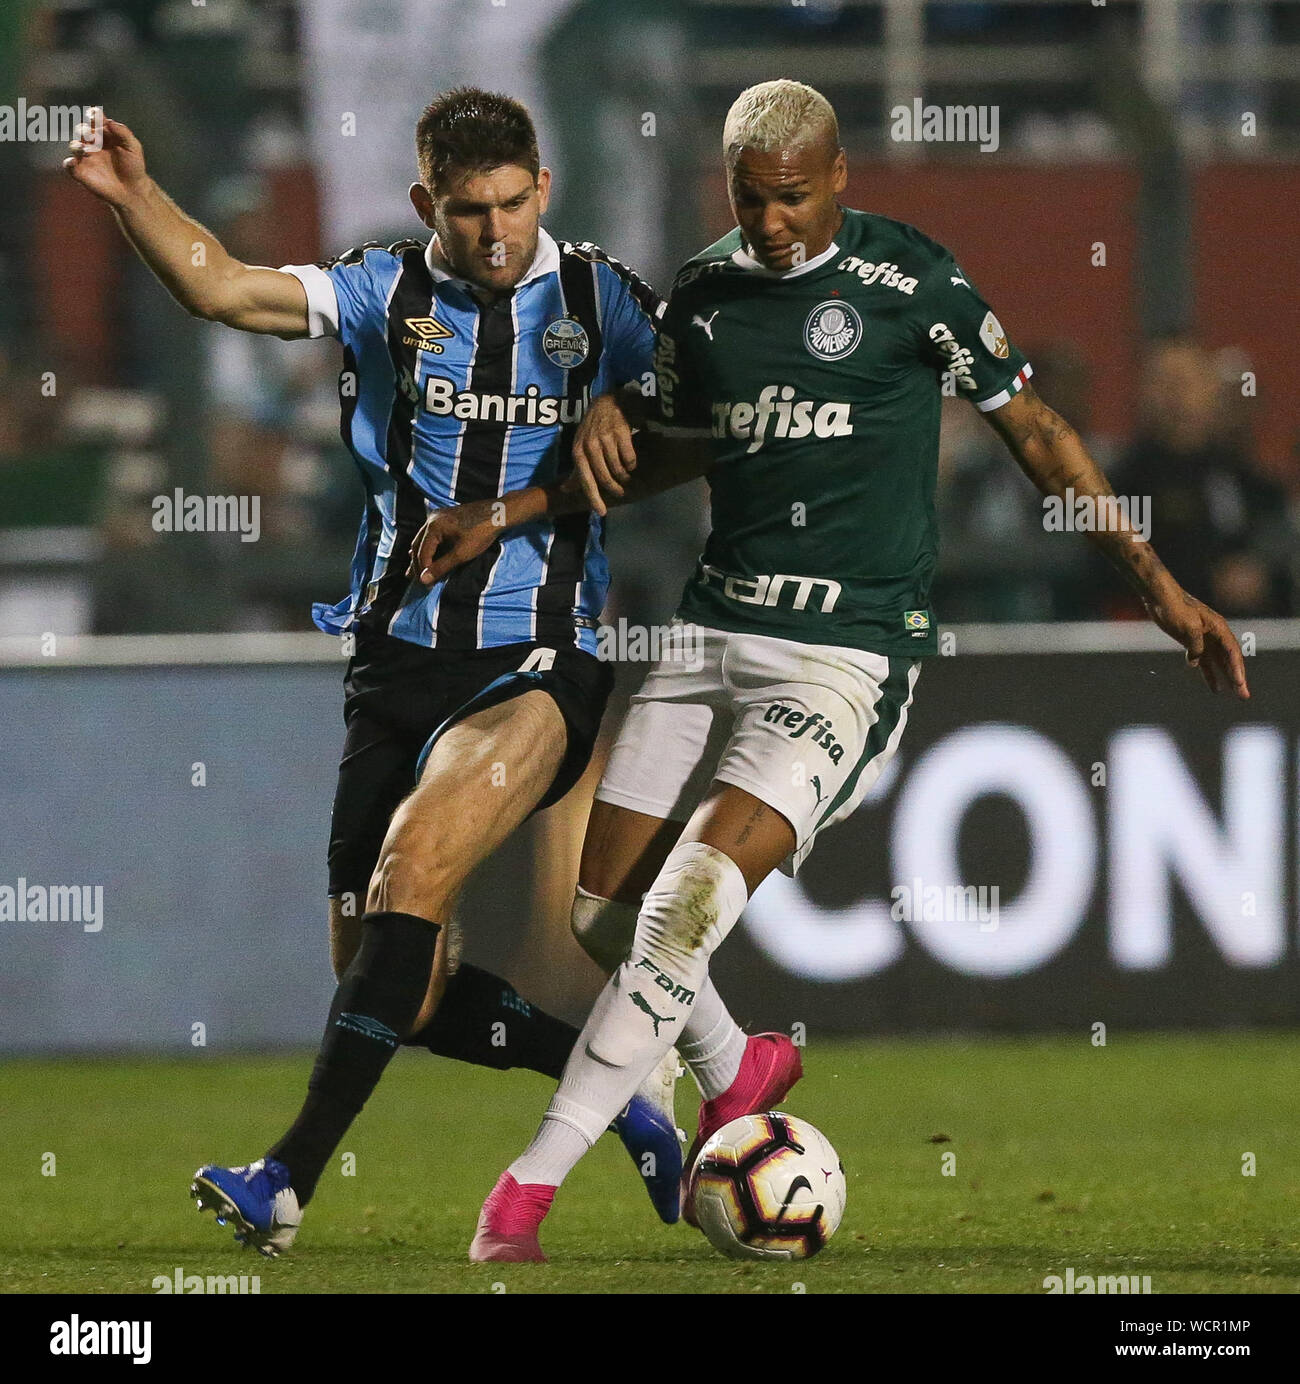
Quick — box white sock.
[675,983,746,1099]
[510,843,749,1190]
[509,1114,594,1187]
[572,885,746,1097]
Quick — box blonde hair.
[722,80,839,166]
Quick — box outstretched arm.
[407,397,712,586]
[982,384,1249,699]
[65,107,312,337]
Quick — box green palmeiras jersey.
[649,207,1032,657]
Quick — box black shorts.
[327,626,613,899]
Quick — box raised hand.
[63,108,150,207]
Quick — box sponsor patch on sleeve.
[979,310,1010,360]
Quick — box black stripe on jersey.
[432,294,517,649]
[565,240,664,323]
[534,249,604,648]
[366,245,436,634]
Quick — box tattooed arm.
[982,384,1249,699]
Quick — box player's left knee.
[571,887,638,973]
[365,833,461,918]
[636,840,749,968]
[584,846,745,1069]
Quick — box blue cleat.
[611,1048,686,1224]
[190,1157,302,1257]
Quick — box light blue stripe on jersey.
[314,239,658,653]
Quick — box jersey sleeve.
[646,285,713,437]
[277,248,389,346]
[594,258,663,388]
[913,256,1032,412]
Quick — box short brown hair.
[415,87,540,191]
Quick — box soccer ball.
[690,1111,846,1261]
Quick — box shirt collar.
[731,236,841,278]
[424,225,560,295]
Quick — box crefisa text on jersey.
[927,322,979,392]
[837,256,919,295]
[712,385,854,454]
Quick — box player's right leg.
[322,642,586,1084]
[575,800,803,1228]
[576,802,766,1113]
[193,687,569,1255]
[326,638,683,1220]
[568,633,803,1217]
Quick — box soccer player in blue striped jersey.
[290,186,656,655]
[65,89,687,1252]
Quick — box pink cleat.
[681,1032,804,1227]
[468,1171,554,1263]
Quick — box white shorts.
[596,623,921,874]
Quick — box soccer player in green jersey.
[410,79,1249,1261]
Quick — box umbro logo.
[402,315,452,353]
[336,1012,399,1047]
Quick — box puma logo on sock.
[629,991,675,1037]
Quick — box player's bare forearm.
[568,388,707,515]
[113,181,308,334]
[984,384,1174,602]
[65,109,309,336]
[408,431,712,587]
[114,180,230,316]
[494,435,706,523]
[983,384,1249,699]
[564,424,712,513]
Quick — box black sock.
[268,910,439,1204]
[408,962,577,1080]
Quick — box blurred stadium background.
[2,0,1299,1050]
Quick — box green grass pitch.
[2,1033,1297,1294]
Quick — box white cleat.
[638,1045,686,1146]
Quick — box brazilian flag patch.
[904,609,931,633]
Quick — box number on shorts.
[518,647,557,673]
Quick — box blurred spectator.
[933,342,1109,621]
[1107,339,1295,618]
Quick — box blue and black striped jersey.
[281,228,661,653]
